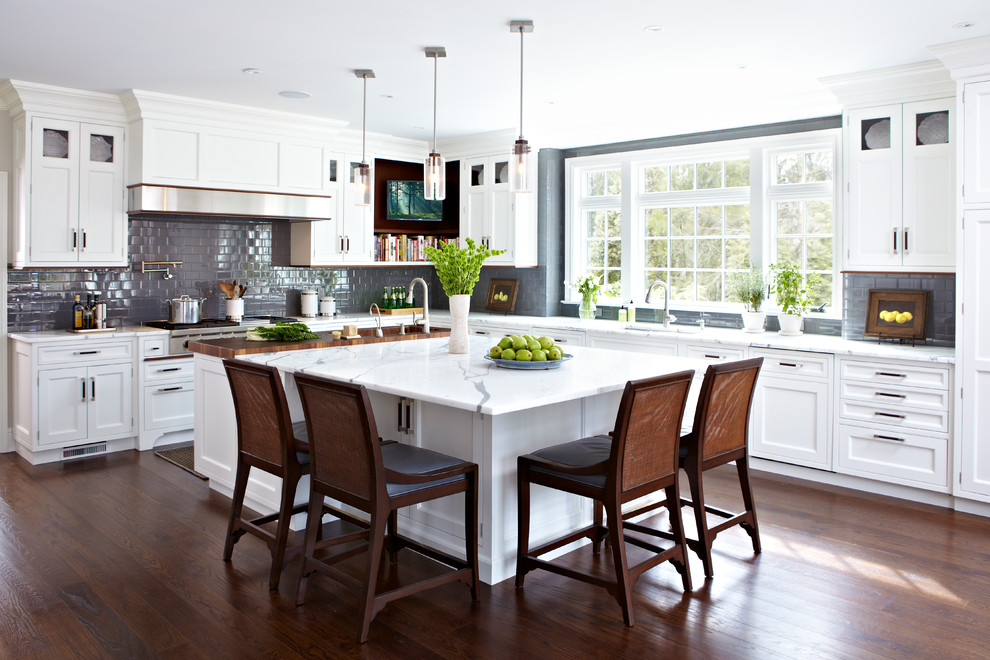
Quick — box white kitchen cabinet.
[962,80,990,205]
[959,208,990,499]
[585,330,679,356]
[16,117,126,267]
[291,155,374,265]
[845,98,955,271]
[460,156,536,267]
[835,357,951,491]
[138,334,195,451]
[749,349,833,470]
[681,342,748,364]
[10,336,136,464]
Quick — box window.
[566,131,839,312]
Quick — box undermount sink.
[623,323,702,334]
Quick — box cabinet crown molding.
[930,35,990,80]
[1,79,127,123]
[820,61,954,108]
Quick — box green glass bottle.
[381,286,390,309]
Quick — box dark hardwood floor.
[2,449,989,659]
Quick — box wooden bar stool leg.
[515,461,531,588]
[359,515,389,644]
[687,468,715,579]
[466,470,480,601]
[736,457,762,553]
[386,510,399,564]
[223,461,250,561]
[269,472,299,590]
[294,496,325,606]
[666,484,692,592]
[592,500,604,554]
[605,503,634,627]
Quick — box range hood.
[127,184,333,221]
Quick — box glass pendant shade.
[424,152,446,201]
[354,161,372,206]
[510,138,531,193]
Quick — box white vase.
[741,310,766,333]
[448,294,471,354]
[777,313,803,335]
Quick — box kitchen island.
[191,335,705,584]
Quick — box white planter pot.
[448,294,471,354]
[777,313,803,335]
[741,310,766,333]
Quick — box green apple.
[498,336,513,350]
[527,339,541,352]
[500,347,516,361]
[510,335,527,350]
[515,348,532,362]
[538,336,554,350]
[548,346,563,361]
[489,346,503,358]
[531,349,547,362]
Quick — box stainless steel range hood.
[127,184,333,221]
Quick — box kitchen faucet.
[369,303,384,337]
[406,277,430,333]
[645,280,677,328]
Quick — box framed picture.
[485,279,518,314]
[865,289,929,340]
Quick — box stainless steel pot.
[167,295,206,324]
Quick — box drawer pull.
[874,411,906,419]
[75,350,101,356]
[705,354,722,359]
[158,367,182,373]
[148,346,161,351]
[873,433,905,443]
[875,371,906,378]
[778,362,801,368]
[875,391,907,399]
[554,338,569,344]
[156,386,184,393]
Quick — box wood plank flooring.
[1,449,989,659]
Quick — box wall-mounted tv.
[386,180,443,221]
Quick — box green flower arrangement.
[423,238,506,296]
[769,262,822,316]
[566,273,604,304]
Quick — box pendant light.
[424,47,446,201]
[354,69,375,206]
[509,20,534,193]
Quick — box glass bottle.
[84,294,94,329]
[381,286,390,309]
[72,294,84,329]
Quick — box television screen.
[386,180,443,221]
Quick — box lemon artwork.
[489,335,561,362]
[879,309,913,324]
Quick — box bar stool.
[221,359,330,590]
[679,357,764,578]
[515,370,695,626]
[292,373,479,644]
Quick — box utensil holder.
[225,298,244,321]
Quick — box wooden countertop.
[187,326,450,359]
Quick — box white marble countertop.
[233,336,706,416]
[8,325,167,343]
[453,313,955,365]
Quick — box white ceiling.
[2,1,988,148]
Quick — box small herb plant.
[246,322,319,342]
[566,273,604,304]
[423,238,506,297]
[769,263,822,316]
[731,268,767,312]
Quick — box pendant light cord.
[518,25,525,140]
[361,75,368,164]
[432,55,439,153]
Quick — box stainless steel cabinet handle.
[705,354,721,359]
[90,377,96,401]
[874,411,906,419]
[875,391,907,399]
[81,378,87,402]
[158,367,182,373]
[892,227,898,253]
[75,350,100,355]
[82,230,87,250]
[156,386,183,393]
[73,230,78,250]
[778,362,801,368]
[397,400,406,432]
[873,433,905,442]
[875,371,906,378]
[903,228,909,253]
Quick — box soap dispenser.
[618,304,628,323]
[627,300,636,323]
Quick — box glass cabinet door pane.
[471,164,485,186]
[915,111,949,145]
[90,134,114,162]
[328,159,338,182]
[861,117,891,150]
[43,129,70,158]
[494,161,509,184]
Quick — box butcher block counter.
[186,325,450,359]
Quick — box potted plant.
[731,268,767,333]
[424,237,505,353]
[769,262,822,335]
[565,273,603,320]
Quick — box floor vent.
[62,443,108,460]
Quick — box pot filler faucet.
[645,280,677,328]
[406,278,430,333]
[369,303,384,337]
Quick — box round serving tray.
[483,353,573,370]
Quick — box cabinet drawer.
[682,343,748,363]
[38,341,132,366]
[751,349,831,379]
[141,337,167,357]
[839,399,948,433]
[143,358,194,382]
[530,326,585,346]
[839,360,949,390]
[839,381,949,412]
[143,384,195,431]
[837,424,948,490]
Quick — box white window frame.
[564,129,841,317]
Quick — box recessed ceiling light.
[242,67,263,75]
[953,21,975,29]
[380,94,393,100]
[643,25,663,33]
[279,90,311,99]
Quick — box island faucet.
[369,303,384,337]
[645,280,677,328]
[406,277,430,334]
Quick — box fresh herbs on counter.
[245,322,319,342]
